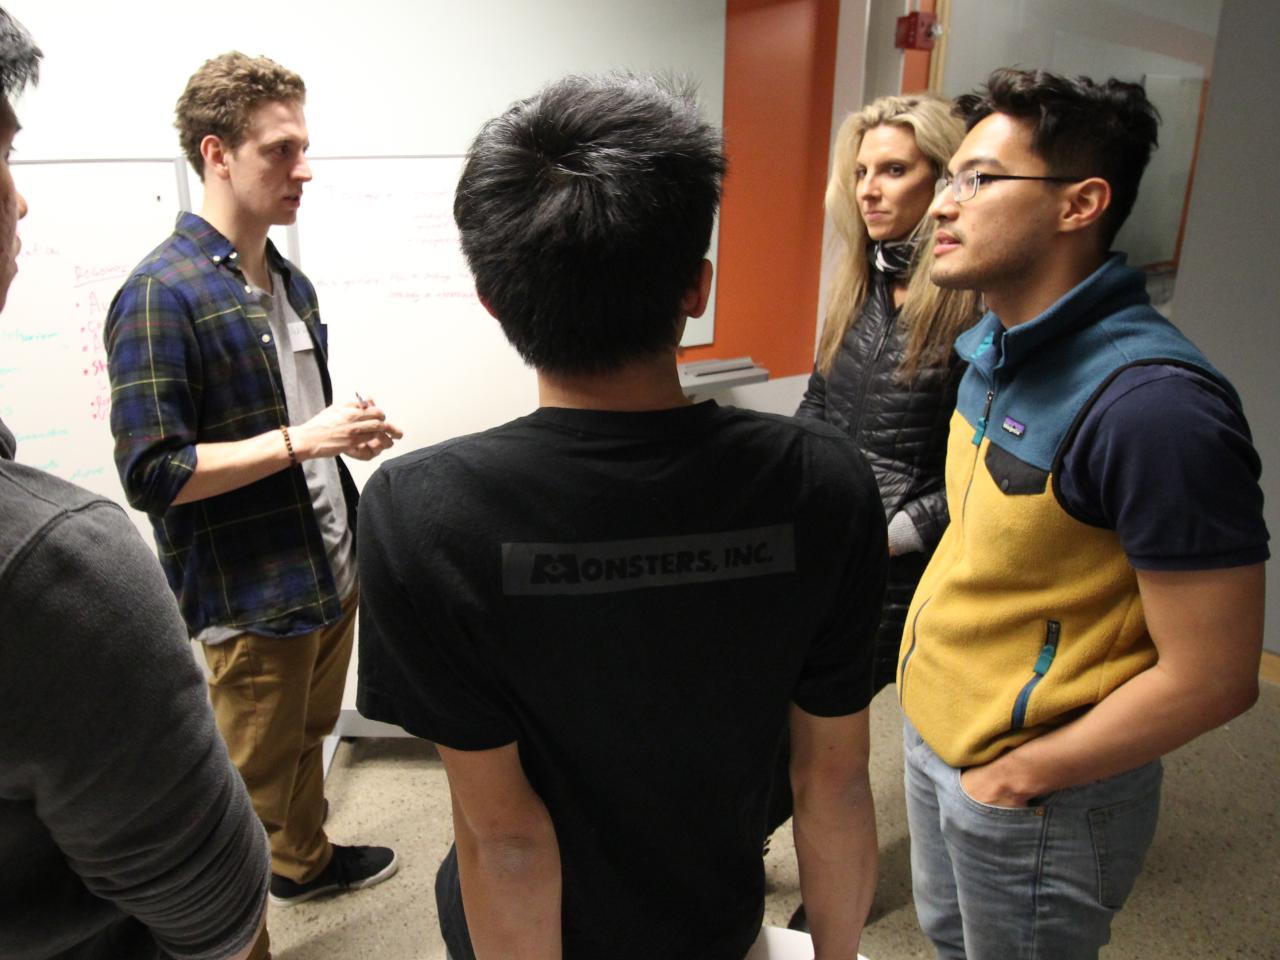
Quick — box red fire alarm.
[895,11,938,51]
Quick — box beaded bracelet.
[281,425,298,466]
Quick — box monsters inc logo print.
[532,555,577,583]
[503,525,795,596]
[529,549,717,585]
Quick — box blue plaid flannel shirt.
[105,212,358,637]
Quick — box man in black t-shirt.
[357,74,888,960]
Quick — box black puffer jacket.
[797,272,964,692]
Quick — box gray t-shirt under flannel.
[197,273,355,645]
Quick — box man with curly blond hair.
[105,53,402,944]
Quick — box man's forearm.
[793,776,876,960]
[171,400,404,505]
[975,657,1258,804]
[171,432,293,505]
[968,564,1264,807]
[455,820,562,960]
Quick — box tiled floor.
[268,683,1280,959]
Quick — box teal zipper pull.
[972,389,995,446]
[1034,620,1061,674]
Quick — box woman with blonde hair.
[798,93,981,693]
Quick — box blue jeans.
[903,718,1161,960]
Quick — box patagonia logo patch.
[1002,416,1026,437]
[502,525,795,596]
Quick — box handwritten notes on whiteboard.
[2,159,184,537]
[1,154,706,527]
[298,156,540,488]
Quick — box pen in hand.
[353,391,402,446]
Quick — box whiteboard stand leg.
[322,734,341,779]
[324,708,413,779]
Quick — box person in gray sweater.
[0,10,270,959]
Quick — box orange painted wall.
[680,0,840,379]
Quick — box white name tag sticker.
[288,320,314,352]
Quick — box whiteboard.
[7,0,726,344]
[298,156,540,486]
[0,0,728,507]
[2,159,186,537]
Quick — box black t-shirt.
[357,401,887,960]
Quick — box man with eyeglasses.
[897,68,1268,959]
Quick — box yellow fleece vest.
[896,256,1232,769]
[898,411,1152,768]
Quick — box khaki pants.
[203,590,357,891]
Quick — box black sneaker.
[269,844,398,906]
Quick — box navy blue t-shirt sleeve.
[1057,365,1269,571]
[791,434,887,716]
[356,461,518,751]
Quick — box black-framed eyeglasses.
[935,169,1085,204]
